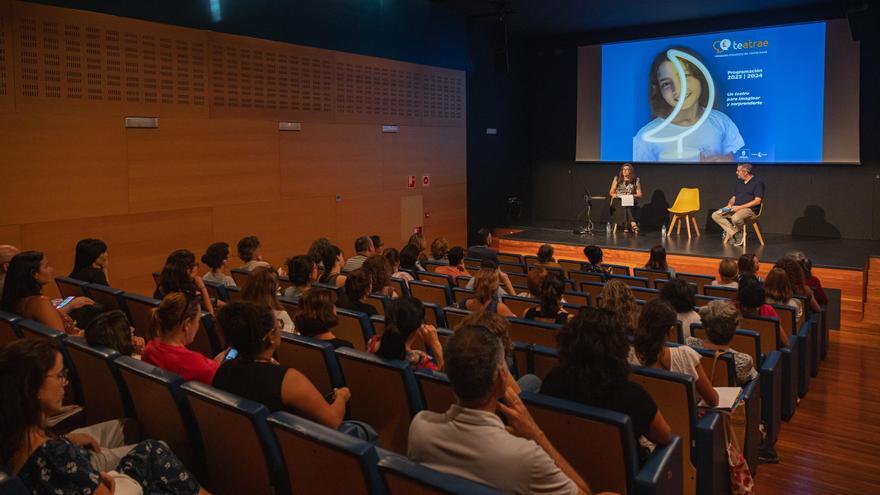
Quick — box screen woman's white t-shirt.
[632,109,744,162]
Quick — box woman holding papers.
[608,162,642,232]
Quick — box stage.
[496,226,880,320]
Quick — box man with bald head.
[0,244,20,296]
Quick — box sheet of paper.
[620,194,634,207]
[699,387,743,409]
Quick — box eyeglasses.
[48,368,69,384]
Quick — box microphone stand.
[573,188,594,235]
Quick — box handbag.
[709,350,754,494]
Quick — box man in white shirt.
[408,325,592,495]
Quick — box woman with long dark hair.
[155,249,214,316]
[368,297,443,370]
[522,272,570,324]
[541,307,672,448]
[1,251,92,334]
[70,238,110,285]
[318,244,346,289]
[0,339,204,494]
[644,244,674,276]
[241,266,294,333]
[608,163,642,232]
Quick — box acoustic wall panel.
[0,0,13,113]
[12,1,208,116]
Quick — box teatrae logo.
[713,37,768,53]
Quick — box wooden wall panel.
[279,123,383,200]
[423,185,468,248]
[0,0,14,113]
[19,208,214,298]
[211,197,336,269]
[12,1,208,117]
[0,113,128,225]
[332,54,424,127]
[0,223,21,248]
[335,191,405,254]
[126,117,280,213]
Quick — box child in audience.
[283,254,317,299]
[70,238,110,286]
[213,302,352,428]
[522,272,571,324]
[736,275,787,347]
[630,299,719,407]
[237,235,270,272]
[201,242,236,287]
[687,300,758,385]
[241,266,295,333]
[659,278,700,339]
[764,267,804,320]
[644,244,674,276]
[84,309,145,358]
[293,289,353,349]
[142,292,220,384]
[598,279,638,335]
[713,258,739,288]
[581,244,612,278]
[368,297,443,370]
[0,339,205,495]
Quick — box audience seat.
[498,262,527,274]
[463,258,482,272]
[334,347,423,454]
[557,259,583,277]
[500,294,538,317]
[114,356,202,470]
[267,412,383,495]
[607,264,631,276]
[389,277,411,298]
[580,281,604,303]
[204,280,230,303]
[84,283,127,316]
[505,271,529,287]
[675,273,716,293]
[562,291,591,307]
[522,391,683,495]
[413,369,456,414]
[377,450,503,495]
[422,302,446,328]
[507,318,561,348]
[608,274,650,289]
[226,285,242,302]
[772,304,812,398]
[694,294,723,307]
[631,287,660,302]
[190,312,222,358]
[497,252,524,265]
[454,276,473,288]
[630,366,726,495]
[0,310,21,346]
[276,333,344,396]
[181,382,285,495]
[416,271,454,288]
[703,285,737,299]
[366,293,388,316]
[452,287,473,304]
[230,268,250,288]
[63,336,131,425]
[335,308,375,351]
[121,293,160,340]
[409,280,453,307]
[632,268,673,288]
[740,315,799,420]
[55,276,90,299]
[442,306,470,329]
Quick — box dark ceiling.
[434,0,862,36]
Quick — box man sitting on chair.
[711,163,764,247]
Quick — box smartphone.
[225,348,239,361]
[55,296,75,310]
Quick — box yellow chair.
[667,188,701,238]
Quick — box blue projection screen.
[576,20,860,164]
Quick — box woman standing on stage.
[609,163,642,233]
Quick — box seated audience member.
[237,235,271,272]
[213,302,351,427]
[644,244,674,276]
[84,309,145,358]
[541,308,673,450]
[629,299,719,407]
[241,267,295,333]
[155,249,214,316]
[434,246,470,280]
[69,238,110,286]
[466,228,499,263]
[792,254,827,305]
[408,233,429,267]
[408,325,590,495]
[283,254,317,299]
[340,269,378,317]
[293,289,353,349]
[201,242,236,287]
[428,237,450,264]
[399,244,423,273]
[383,248,414,287]
[775,257,821,314]
[465,259,516,296]
[370,235,383,253]
[736,276,787,347]
[518,265,548,298]
[318,244,347,289]
[523,273,571,324]
[1,251,93,334]
[536,243,560,268]
[0,339,205,495]
[659,278,700,339]
[365,253,398,297]
[687,300,758,385]
[0,244,21,295]
[369,297,443,370]
[581,244,612,278]
[764,267,803,320]
[598,279,638,335]
[343,236,375,272]
[737,253,761,282]
[461,267,516,317]
[142,292,219,384]
[713,258,739,288]
[308,237,333,268]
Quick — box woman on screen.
[632,47,744,162]
[608,163,642,232]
